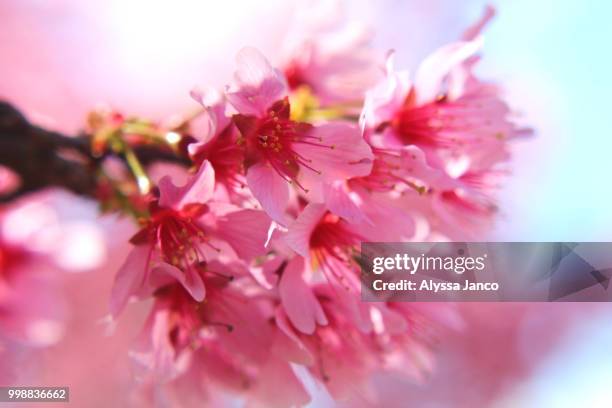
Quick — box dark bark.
[0,101,190,202]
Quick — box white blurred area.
[0,0,294,129]
[1,0,611,406]
[495,308,612,407]
[1,196,107,271]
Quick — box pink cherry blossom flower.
[279,203,418,335]
[188,90,247,194]
[131,262,311,407]
[275,294,376,400]
[225,47,373,224]
[283,203,363,291]
[280,0,381,105]
[284,200,418,283]
[321,144,459,227]
[278,203,413,334]
[275,284,457,402]
[352,146,457,194]
[110,161,270,316]
[277,255,328,334]
[358,7,531,238]
[365,6,531,163]
[361,40,528,163]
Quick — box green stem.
[123,146,151,194]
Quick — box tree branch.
[0,101,190,202]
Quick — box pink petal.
[246,163,290,226]
[150,309,174,367]
[214,209,271,262]
[273,308,314,365]
[186,113,217,158]
[158,160,215,209]
[189,94,218,140]
[274,306,307,352]
[284,203,326,258]
[226,47,287,116]
[414,37,483,105]
[189,88,231,141]
[462,5,496,41]
[248,355,311,408]
[323,181,368,225]
[186,108,219,159]
[249,256,283,290]
[353,195,416,242]
[334,286,373,333]
[372,304,408,335]
[279,256,327,334]
[294,122,373,187]
[400,145,458,190]
[109,245,150,317]
[361,51,411,132]
[152,263,205,302]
